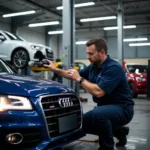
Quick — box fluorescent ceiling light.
[29,21,59,27]
[124,25,136,29]
[129,43,150,46]
[76,41,87,45]
[80,16,116,22]
[104,25,136,30]
[76,38,148,45]
[3,10,36,18]
[48,30,63,35]
[104,26,118,30]
[124,38,148,42]
[56,2,95,10]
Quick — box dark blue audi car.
[0,58,84,150]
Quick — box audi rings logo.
[58,97,73,108]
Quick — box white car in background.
[0,30,53,68]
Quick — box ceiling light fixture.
[76,41,87,45]
[28,21,59,27]
[129,43,150,46]
[48,30,63,35]
[76,38,147,45]
[56,2,95,10]
[124,38,148,42]
[104,25,136,30]
[3,10,36,18]
[80,16,117,22]
[123,25,136,29]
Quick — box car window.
[0,33,5,39]
[0,59,17,74]
[127,65,148,73]
[4,31,23,41]
[75,62,86,70]
[0,62,8,72]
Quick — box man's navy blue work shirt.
[79,55,134,106]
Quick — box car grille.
[41,94,82,138]
[46,48,54,60]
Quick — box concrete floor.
[63,93,150,150]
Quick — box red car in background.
[123,62,148,98]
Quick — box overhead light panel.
[124,25,136,29]
[56,2,95,10]
[76,38,148,45]
[76,41,87,45]
[29,21,59,27]
[48,30,63,35]
[3,10,36,18]
[104,25,136,30]
[129,43,150,46]
[80,16,116,22]
[124,38,148,42]
[104,26,118,30]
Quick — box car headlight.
[0,95,32,112]
[31,45,43,51]
[136,77,147,82]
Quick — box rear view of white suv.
[0,30,53,68]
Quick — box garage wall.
[76,35,150,59]
[75,30,150,59]
[0,15,46,45]
[49,35,61,60]
[0,22,10,31]
[75,58,149,66]
[50,28,150,65]
[18,27,45,45]
[0,17,11,31]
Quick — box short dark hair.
[55,58,61,62]
[86,37,107,54]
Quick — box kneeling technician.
[43,37,134,150]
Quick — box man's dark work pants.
[82,104,134,150]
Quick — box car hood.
[129,73,147,78]
[27,42,52,50]
[0,73,74,97]
[9,40,52,50]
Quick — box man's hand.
[42,59,56,71]
[67,69,81,82]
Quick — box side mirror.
[0,35,5,41]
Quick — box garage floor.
[63,93,150,150]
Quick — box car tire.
[129,83,138,98]
[12,49,29,68]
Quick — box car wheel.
[12,49,29,68]
[129,83,138,98]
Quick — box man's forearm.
[78,79,105,98]
[54,68,71,79]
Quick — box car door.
[75,62,87,70]
[0,32,11,60]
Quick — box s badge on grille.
[58,97,73,108]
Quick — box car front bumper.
[0,110,84,150]
[135,82,147,94]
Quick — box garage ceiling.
[0,0,150,32]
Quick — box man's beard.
[92,59,102,66]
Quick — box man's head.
[55,58,61,62]
[86,37,107,65]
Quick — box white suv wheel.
[12,49,29,68]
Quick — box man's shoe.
[116,126,129,147]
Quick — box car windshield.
[127,65,148,73]
[4,31,24,41]
[75,62,87,70]
[0,59,17,74]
